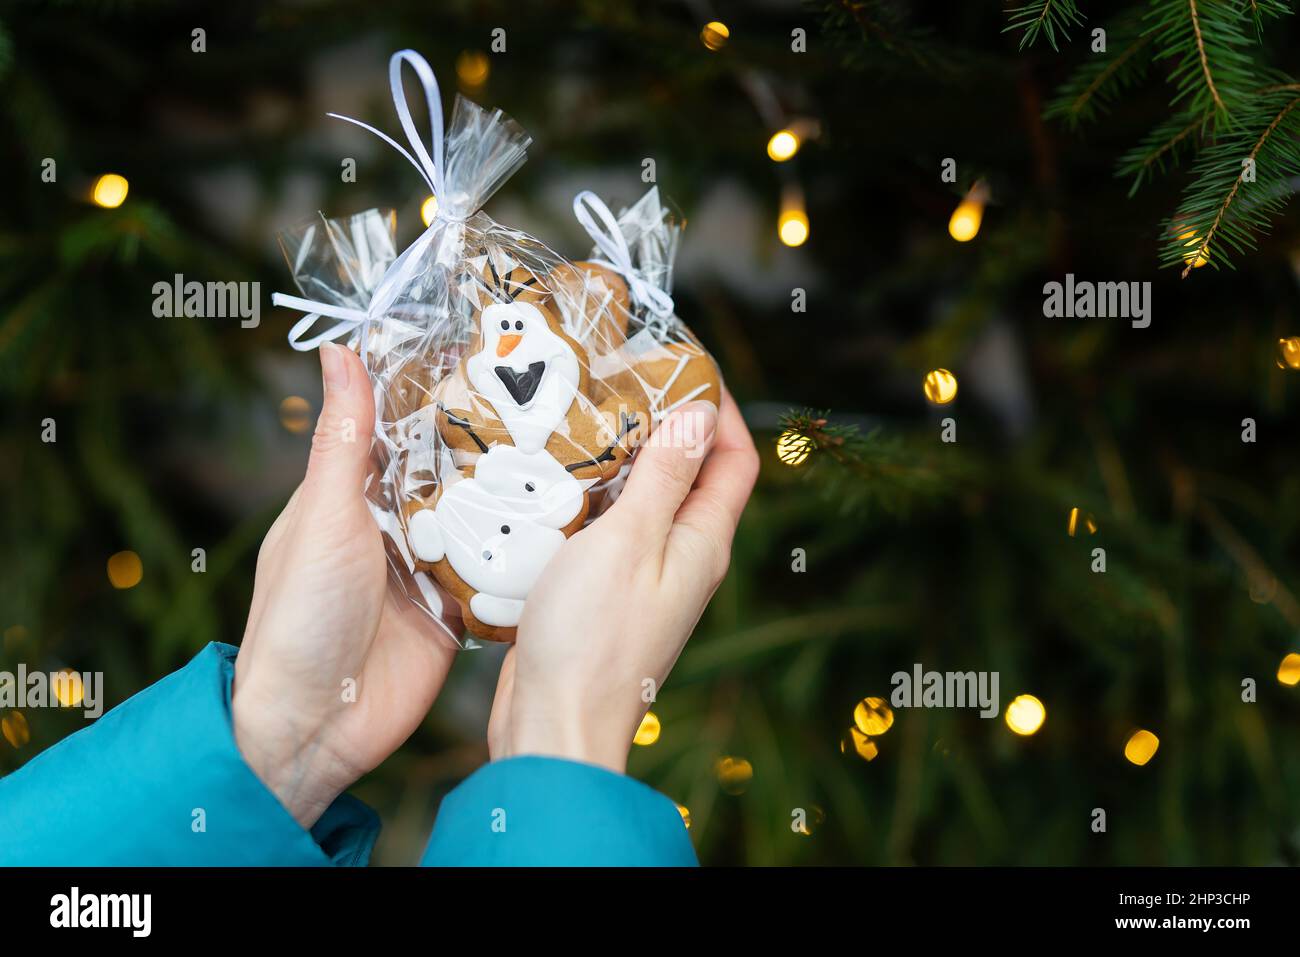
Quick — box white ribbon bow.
[274,50,450,351]
[572,190,675,319]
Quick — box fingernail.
[320,342,349,393]
[680,401,718,453]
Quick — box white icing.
[470,593,527,627]
[431,444,584,605]
[467,301,579,454]
[408,508,445,563]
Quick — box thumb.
[609,401,719,540]
[303,342,375,503]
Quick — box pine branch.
[1004,0,1086,52]
[1145,0,1257,117]
[1043,15,1151,128]
[778,409,970,516]
[1160,86,1300,275]
[1244,0,1292,36]
[1115,107,1214,194]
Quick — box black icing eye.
[499,319,509,331]
[524,482,535,492]
[514,320,524,331]
[482,549,493,561]
[500,525,511,534]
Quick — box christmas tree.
[2,0,1299,865]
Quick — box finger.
[302,343,375,508]
[608,400,719,541]
[486,647,516,758]
[667,389,759,573]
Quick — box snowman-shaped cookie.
[406,255,650,641]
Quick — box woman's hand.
[232,343,460,828]
[488,389,760,773]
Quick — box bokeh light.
[715,756,754,794]
[767,129,800,162]
[923,368,958,405]
[633,711,661,746]
[92,173,129,208]
[853,697,894,736]
[1278,652,1300,686]
[107,550,143,590]
[279,395,313,433]
[1124,729,1160,766]
[701,21,729,51]
[1005,694,1046,736]
[776,429,813,467]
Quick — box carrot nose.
[497,333,523,357]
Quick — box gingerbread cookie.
[404,254,650,641]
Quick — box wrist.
[231,678,353,829]
[498,707,631,775]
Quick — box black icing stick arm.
[566,411,641,473]
[439,403,490,454]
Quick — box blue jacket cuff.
[421,755,697,866]
[0,642,378,866]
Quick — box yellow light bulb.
[1278,652,1300,686]
[923,368,958,405]
[948,201,982,242]
[840,726,879,761]
[633,711,661,746]
[421,195,439,227]
[778,209,809,246]
[279,395,313,434]
[853,697,894,736]
[455,50,490,88]
[1067,507,1098,537]
[701,21,730,51]
[1005,694,1046,736]
[2,711,29,749]
[52,669,84,708]
[107,551,143,590]
[1178,229,1208,268]
[1124,729,1160,766]
[714,756,753,794]
[775,429,813,467]
[92,173,129,209]
[767,129,800,162]
[1276,337,1300,370]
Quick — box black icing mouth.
[495,361,547,406]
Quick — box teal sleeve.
[421,755,698,866]
[0,642,379,866]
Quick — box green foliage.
[1159,85,1300,274]
[1004,0,1087,51]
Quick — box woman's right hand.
[487,388,759,773]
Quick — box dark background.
[2,0,1299,865]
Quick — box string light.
[421,195,439,227]
[92,173,129,209]
[455,50,490,89]
[777,186,809,247]
[948,181,987,242]
[1067,507,1098,537]
[1124,729,1160,766]
[775,429,813,467]
[279,395,312,433]
[1276,337,1300,370]
[107,551,143,590]
[700,21,730,51]
[767,129,800,162]
[853,697,894,736]
[840,726,879,761]
[2,711,29,749]
[1005,694,1046,736]
[1177,229,1209,268]
[1278,652,1300,686]
[923,368,958,405]
[633,711,661,746]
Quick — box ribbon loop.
[572,190,675,319]
[272,293,369,352]
[327,49,449,215]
